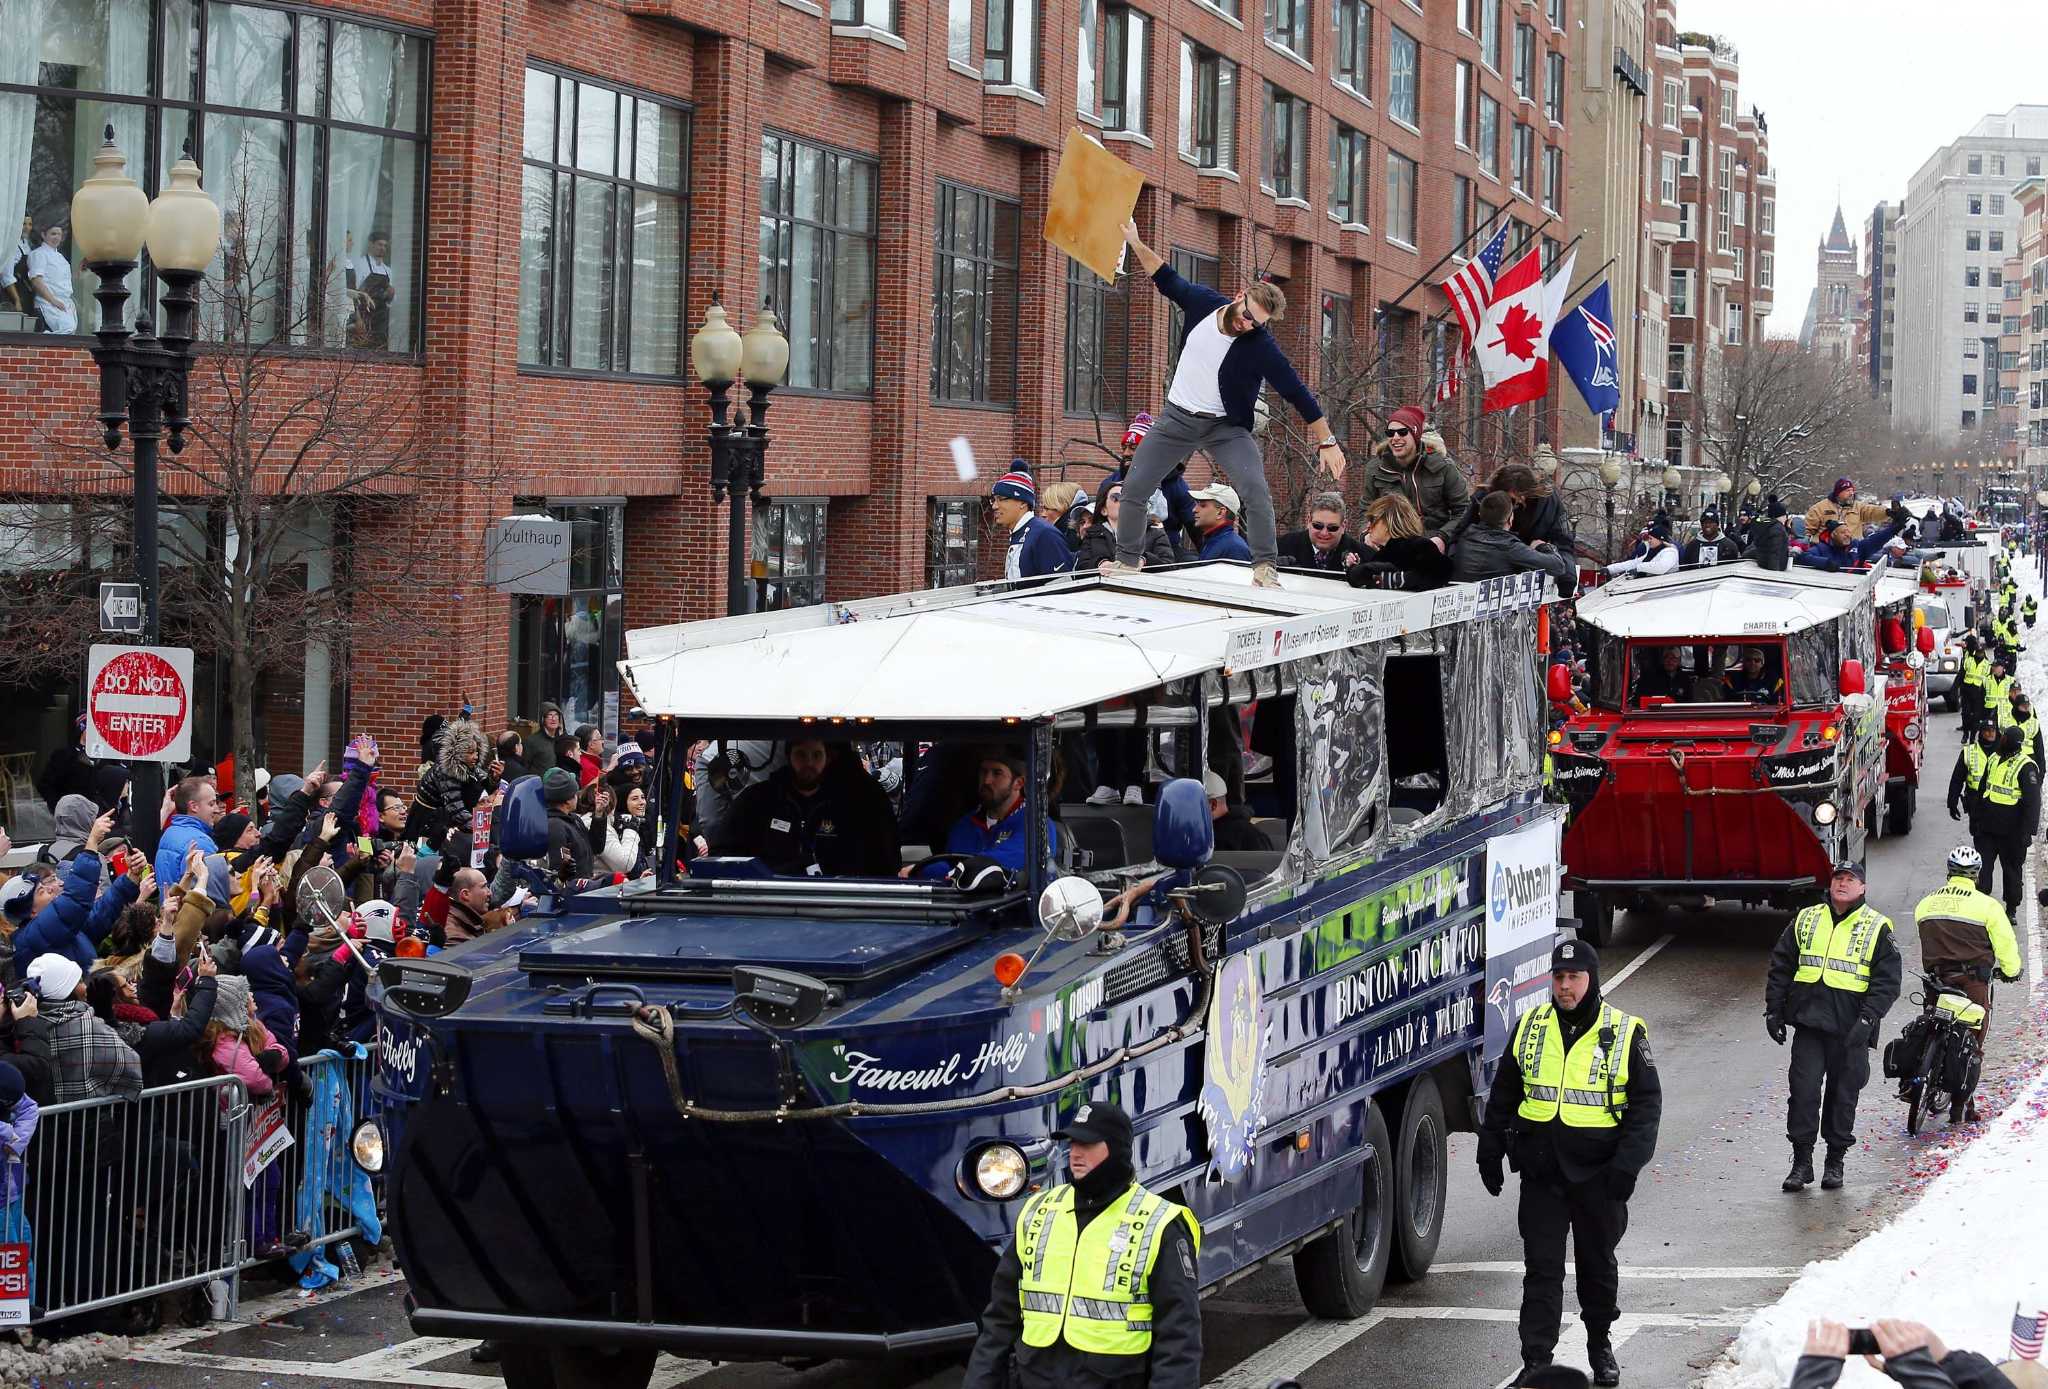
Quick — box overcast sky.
[1679,0,2048,338]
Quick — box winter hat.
[1766,494,1788,520]
[212,811,252,853]
[1388,404,1427,435]
[0,1062,24,1111]
[542,767,579,804]
[266,773,304,814]
[1201,769,1228,799]
[1551,936,1598,981]
[0,877,34,926]
[1830,476,1855,501]
[1121,411,1154,451]
[26,953,83,1003]
[1646,520,1672,542]
[1699,508,1721,526]
[211,974,252,1033]
[991,466,1037,506]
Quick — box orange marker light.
[1823,725,1839,742]
[994,952,1028,988]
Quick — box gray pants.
[1116,401,1278,567]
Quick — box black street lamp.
[69,129,221,858]
[688,297,790,616]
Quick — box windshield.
[1622,640,1787,713]
[1919,598,1951,631]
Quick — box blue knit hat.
[991,463,1036,505]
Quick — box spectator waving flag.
[2014,1302,2047,1359]
[1437,224,1510,404]
[1551,280,1622,418]
[1473,248,1576,412]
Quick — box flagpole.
[1375,207,1512,321]
[1556,254,1620,316]
[1423,230,1588,334]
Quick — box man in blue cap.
[1479,936,1661,1387]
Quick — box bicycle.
[1883,967,1992,1134]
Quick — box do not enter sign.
[85,644,194,763]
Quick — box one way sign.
[98,582,144,636]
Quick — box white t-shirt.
[26,243,76,333]
[1167,309,1232,417]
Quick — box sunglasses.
[1233,297,1269,328]
[1309,521,1343,533]
[1385,427,1412,438]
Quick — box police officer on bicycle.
[1764,862,1902,1193]
[1912,846,2024,1122]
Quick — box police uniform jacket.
[1763,901,1902,1039]
[962,1180,1202,1389]
[716,766,900,877]
[1973,752,2042,841]
[1480,997,1662,1185]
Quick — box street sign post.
[98,581,145,635]
[84,644,194,764]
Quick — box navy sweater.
[1152,266,1324,432]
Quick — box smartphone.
[357,834,375,856]
[109,849,128,878]
[1847,1329,1880,1357]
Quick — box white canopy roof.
[1576,560,1879,640]
[621,563,1553,722]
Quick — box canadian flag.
[1474,247,1576,412]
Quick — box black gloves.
[1603,1167,1637,1201]
[1949,802,1963,821]
[1766,1015,1787,1046]
[256,1048,289,1078]
[1477,1132,1506,1197]
[1846,1018,1873,1049]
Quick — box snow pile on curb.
[1702,1063,2048,1387]
[0,1330,129,1388]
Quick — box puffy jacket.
[1077,521,1177,571]
[1741,517,1790,571]
[1361,437,1472,538]
[154,813,217,891]
[1803,496,1894,544]
[15,850,135,973]
[243,944,302,1064]
[1448,523,1576,593]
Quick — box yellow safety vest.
[1790,902,1890,994]
[1997,705,2039,743]
[1982,751,2033,808]
[1512,1002,1644,1129]
[1961,653,1989,689]
[1913,873,2023,980]
[1985,673,2013,719]
[1962,742,1993,792]
[1015,1182,1200,1356]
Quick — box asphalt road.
[100,708,2047,1389]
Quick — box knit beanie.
[212,974,252,1033]
[991,466,1037,506]
[542,767,579,804]
[1389,404,1427,434]
[212,812,252,853]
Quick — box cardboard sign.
[1044,128,1144,284]
[0,1243,26,1325]
[242,1096,294,1187]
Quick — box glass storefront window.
[508,501,625,735]
[928,497,978,587]
[753,499,827,610]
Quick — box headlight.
[1905,720,1923,741]
[1813,800,1839,826]
[351,1119,386,1174]
[973,1143,1029,1199]
[1941,659,1959,672]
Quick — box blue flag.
[1551,281,1621,418]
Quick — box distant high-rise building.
[1893,105,2048,442]
[1860,203,1898,403]
[1799,204,1859,360]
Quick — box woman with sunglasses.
[1108,219,1346,587]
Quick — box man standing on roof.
[991,466,1076,581]
[1112,219,1345,589]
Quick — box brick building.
[2018,179,2048,477]
[1,0,1574,776]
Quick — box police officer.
[1479,938,1660,1388]
[1764,863,1902,1193]
[963,1102,1201,1389]
[1998,690,2045,768]
[1983,655,2014,729]
[1973,725,2040,916]
[1913,845,2023,1122]
[1957,635,1990,733]
[2026,594,2040,630]
[1949,721,2000,826]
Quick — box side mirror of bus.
[1546,663,1576,707]
[1839,659,1867,697]
[1917,626,1937,655]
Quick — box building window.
[1480,0,1501,71]
[1990,267,2004,287]
[1455,61,1474,147]
[1384,149,1417,246]
[1962,410,1976,431]
[521,68,689,375]
[1963,302,1978,324]
[1967,155,1982,175]
[1669,267,1692,317]
[508,502,625,735]
[949,0,974,63]
[1718,86,1735,126]
[1666,344,1689,391]
[1759,251,1773,289]
[1962,373,1977,396]
[931,181,1020,405]
[1334,0,1371,94]
[833,0,895,26]
[1065,258,1130,416]
[1661,79,1680,127]
[1965,267,1981,288]
[1760,197,1774,233]
[1989,230,2005,252]
[1734,190,1746,227]
[1659,154,1678,205]
[1331,124,1369,224]
[1716,148,1734,250]
[1513,24,1534,99]
[1098,5,1149,132]
[2030,157,2043,177]
[1266,0,1311,60]
[1546,0,1563,26]
[1679,137,1695,176]
[1664,421,1685,466]
[1541,235,1560,271]
[1725,300,1743,345]
[1458,0,1474,32]
[753,499,828,610]
[1166,248,1222,370]
[759,134,876,394]
[1179,42,1237,171]
[3,5,432,349]
[1322,292,1352,354]
[1731,246,1743,279]
[1676,202,1693,241]
[1991,194,2005,216]
[1452,174,1472,243]
[1968,230,1982,251]
[928,498,980,588]
[1261,85,1310,199]
[984,0,1040,87]
[1387,27,1419,127]
[1511,122,1533,195]
[1969,195,1983,216]
[1477,92,1500,178]
[1545,50,1563,123]
[1542,145,1561,211]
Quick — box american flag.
[1437,225,1510,404]
[2014,1303,2047,1360]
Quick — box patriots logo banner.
[1552,280,1622,417]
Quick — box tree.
[0,152,477,788]
[1695,341,1872,506]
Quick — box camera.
[1847,1328,1880,1356]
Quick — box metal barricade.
[25,1074,249,1324]
[239,1044,383,1273]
